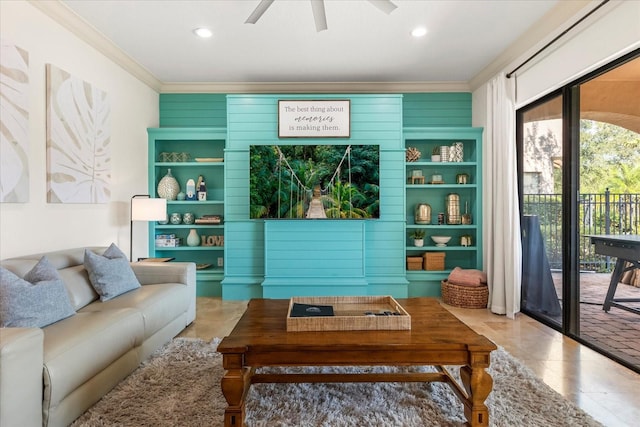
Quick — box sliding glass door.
[517,50,640,373]
[519,94,564,328]
[576,55,640,370]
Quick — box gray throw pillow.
[0,256,76,328]
[84,243,140,301]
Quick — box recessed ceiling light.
[193,27,213,38]
[411,27,427,38]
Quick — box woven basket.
[441,280,488,309]
[406,257,423,270]
[424,252,445,271]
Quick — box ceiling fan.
[245,0,398,32]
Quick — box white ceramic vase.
[187,229,200,247]
[157,168,180,200]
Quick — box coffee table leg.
[221,366,247,426]
[460,364,493,427]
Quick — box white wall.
[473,0,640,120]
[0,1,159,259]
[513,1,640,108]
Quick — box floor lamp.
[130,195,167,261]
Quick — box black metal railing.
[523,190,640,271]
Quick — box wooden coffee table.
[218,298,497,426]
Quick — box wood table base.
[221,363,493,427]
[218,298,497,427]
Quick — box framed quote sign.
[278,99,350,138]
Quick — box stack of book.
[194,215,222,224]
[155,234,182,247]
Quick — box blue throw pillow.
[0,256,76,328]
[84,243,141,301]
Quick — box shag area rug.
[72,338,602,427]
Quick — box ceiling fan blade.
[367,0,397,15]
[310,0,327,32]
[245,0,275,24]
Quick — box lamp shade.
[131,197,167,221]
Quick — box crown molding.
[29,0,163,92]
[32,2,478,95]
[159,81,471,94]
[469,0,595,91]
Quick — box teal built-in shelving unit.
[153,92,480,299]
[147,127,226,297]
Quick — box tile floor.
[180,296,640,427]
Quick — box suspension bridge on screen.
[275,145,354,219]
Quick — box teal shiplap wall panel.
[378,148,405,219]
[228,120,398,133]
[159,92,471,128]
[160,94,227,127]
[365,220,406,278]
[223,149,250,219]
[223,94,407,299]
[264,221,365,278]
[224,221,264,273]
[366,144,408,295]
[262,221,368,298]
[402,93,472,127]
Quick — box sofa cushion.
[79,283,189,340]
[0,328,44,427]
[1,247,105,312]
[0,257,76,328]
[58,265,99,310]
[42,309,144,411]
[0,258,37,277]
[84,244,140,301]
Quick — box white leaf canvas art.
[0,39,30,203]
[46,64,110,203]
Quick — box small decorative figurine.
[198,178,207,201]
[185,179,197,201]
[406,147,421,162]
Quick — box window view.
[577,56,640,369]
[518,53,640,372]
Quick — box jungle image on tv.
[250,144,380,219]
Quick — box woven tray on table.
[441,280,488,309]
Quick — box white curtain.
[484,72,522,318]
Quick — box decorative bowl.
[431,236,451,247]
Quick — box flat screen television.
[250,144,379,219]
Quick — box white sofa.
[0,247,196,427]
